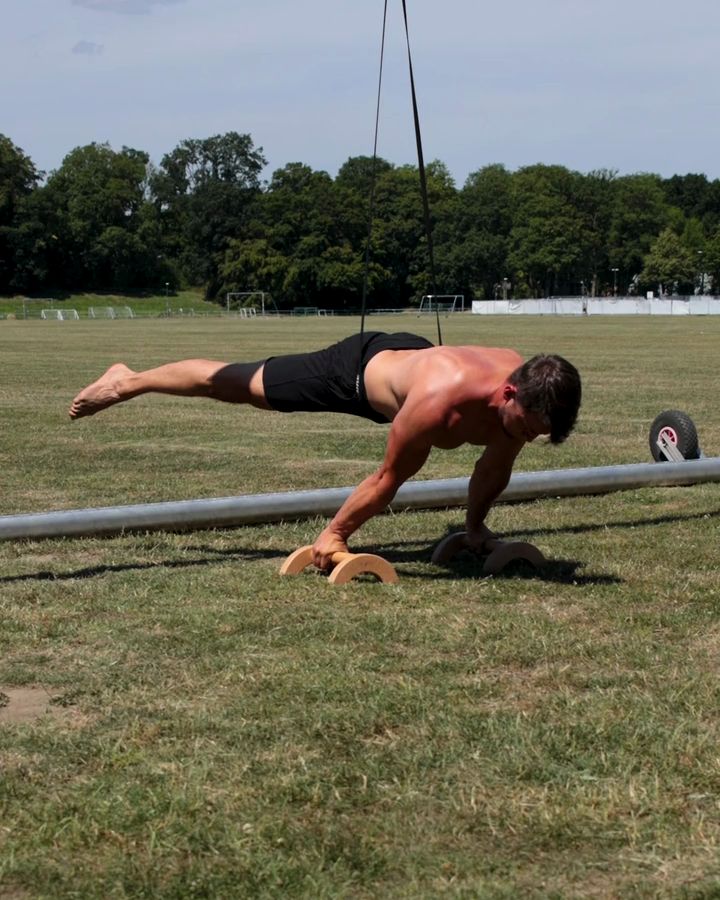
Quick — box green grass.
[1,315,720,897]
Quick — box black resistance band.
[356,0,442,402]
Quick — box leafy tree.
[257,163,352,305]
[7,190,57,292]
[367,161,456,305]
[42,142,159,289]
[0,135,41,292]
[239,161,394,308]
[608,174,669,282]
[218,237,289,301]
[0,135,39,223]
[440,163,511,300]
[507,165,586,297]
[639,227,696,295]
[681,217,706,253]
[151,133,266,294]
[572,169,617,295]
[662,173,717,229]
[6,121,720,304]
[260,164,339,256]
[703,226,720,294]
[335,155,394,198]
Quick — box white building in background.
[472,296,720,316]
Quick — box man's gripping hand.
[312,526,350,570]
[464,523,499,555]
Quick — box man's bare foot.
[69,363,135,419]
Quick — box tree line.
[1,131,719,307]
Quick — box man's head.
[505,354,581,444]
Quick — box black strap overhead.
[358,0,442,359]
[358,0,389,355]
[400,0,442,346]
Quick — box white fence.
[472,296,720,316]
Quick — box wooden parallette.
[280,545,399,585]
[431,531,546,576]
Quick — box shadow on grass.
[378,543,616,586]
[0,540,605,587]
[5,502,712,586]
[377,505,720,586]
[0,546,282,585]
[503,505,720,542]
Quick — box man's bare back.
[364,344,525,446]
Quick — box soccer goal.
[417,294,465,314]
[226,291,269,315]
[41,308,79,320]
[114,306,135,318]
[88,307,116,319]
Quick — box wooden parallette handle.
[431,531,546,576]
[279,545,399,585]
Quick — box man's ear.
[502,383,517,402]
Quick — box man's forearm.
[465,458,513,534]
[328,470,400,540]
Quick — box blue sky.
[3,0,719,185]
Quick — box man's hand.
[312,526,350,570]
[464,523,499,555]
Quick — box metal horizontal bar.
[1,458,720,542]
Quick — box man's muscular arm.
[312,397,444,568]
[465,437,523,552]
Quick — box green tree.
[41,142,159,289]
[151,132,266,294]
[262,163,355,306]
[703,226,720,294]
[608,174,669,286]
[218,238,289,301]
[335,155,394,199]
[662,173,718,230]
[238,161,392,309]
[681,216,706,253]
[0,135,41,292]
[8,189,57,292]
[572,169,617,295]
[507,164,586,297]
[366,161,456,305]
[639,227,696,295]
[439,163,511,300]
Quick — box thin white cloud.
[72,0,185,15]
[72,39,104,55]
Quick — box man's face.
[501,391,551,443]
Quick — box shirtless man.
[69,331,581,569]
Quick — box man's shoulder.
[442,344,523,362]
[427,345,524,377]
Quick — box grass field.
[1,314,720,898]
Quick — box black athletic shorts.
[262,331,434,423]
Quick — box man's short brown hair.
[508,354,581,444]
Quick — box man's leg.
[69,359,270,420]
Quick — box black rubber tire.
[649,410,700,462]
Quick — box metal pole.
[1,458,720,542]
